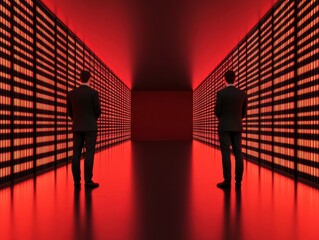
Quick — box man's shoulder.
[87,87,98,96]
[218,86,246,96]
[68,86,83,94]
[67,88,76,97]
[229,86,246,94]
[70,86,97,93]
[237,88,247,96]
[84,86,98,93]
[83,87,99,99]
[218,87,231,95]
[217,88,225,94]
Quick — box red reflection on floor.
[0,141,135,240]
[189,141,319,240]
[0,140,319,240]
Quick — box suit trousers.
[218,131,244,183]
[72,131,97,183]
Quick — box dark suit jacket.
[214,86,248,132]
[67,85,101,132]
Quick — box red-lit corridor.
[1,0,319,239]
[1,141,318,240]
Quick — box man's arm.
[242,94,248,119]
[66,94,73,120]
[214,91,222,119]
[93,91,101,119]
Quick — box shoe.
[85,181,99,189]
[216,181,231,189]
[74,182,81,189]
[235,182,241,190]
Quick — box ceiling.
[42,0,275,90]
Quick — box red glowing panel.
[0,0,131,185]
[11,0,35,174]
[193,0,319,185]
[296,1,319,179]
[271,1,295,172]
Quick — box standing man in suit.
[67,70,101,189]
[214,70,248,189]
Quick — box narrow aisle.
[0,140,318,240]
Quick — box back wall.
[132,91,192,141]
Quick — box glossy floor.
[0,141,318,240]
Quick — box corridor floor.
[0,140,318,240]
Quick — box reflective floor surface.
[0,140,319,240]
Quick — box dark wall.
[132,92,192,141]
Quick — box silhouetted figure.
[214,70,247,189]
[67,70,101,189]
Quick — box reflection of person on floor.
[214,70,247,189]
[67,70,101,189]
[221,188,242,240]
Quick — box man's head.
[80,70,91,84]
[224,70,236,84]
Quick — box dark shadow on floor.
[132,141,192,240]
